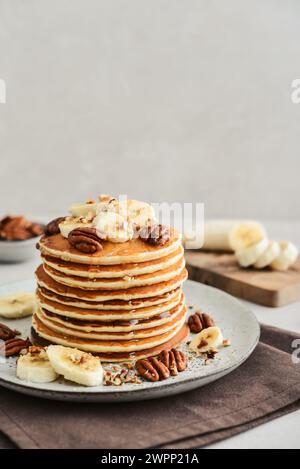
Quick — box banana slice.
[254,240,280,269]
[123,199,156,229]
[47,345,103,386]
[0,292,35,319]
[17,347,58,383]
[94,211,134,243]
[59,217,93,238]
[182,229,204,250]
[236,238,269,267]
[229,221,267,252]
[270,241,299,271]
[189,326,224,354]
[68,203,98,218]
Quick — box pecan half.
[68,227,104,253]
[159,348,188,376]
[0,323,20,341]
[188,311,215,333]
[135,359,160,382]
[0,338,31,357]
[139,224,170,246]
[45,217,66,236]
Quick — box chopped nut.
[223,339,231,347]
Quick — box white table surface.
[0,219,299,449]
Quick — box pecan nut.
[188,311,215,333]
[68,227,104,253]
[0,216,43,240]
[45,217,66,236]
[0,338,31,357]
[0,323,20,341]
[139,224,170,246]
[159,348,188,376]
[135,359,160,382]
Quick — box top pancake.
[38,228,181,265]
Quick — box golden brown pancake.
[35,304,186,340]
[42,256,185,290]
[38,228,181,265]
[41,246,184,278]
[36,264,188,301]
[36,288,183,320]
[36,285,182,310]
[32,313,186,353]
[31,323,190,362]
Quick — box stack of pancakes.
[33,227,189,361]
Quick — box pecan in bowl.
[68,227,105,253]
[0,215,44,241]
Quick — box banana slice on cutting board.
[254,240,280,269]
[47,345,103,386]
[17,347,58,383]
[270,241,299,271]
[229,221,267,252]
[235,238,269,268]
[189,326,224,354]
[0,292,35,319]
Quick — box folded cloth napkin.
[0,324,299,449]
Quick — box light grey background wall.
[0,0,299,219]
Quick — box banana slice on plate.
[47,345,103,387]
[236,238,269,268]
[254,240,280,269]
[229,221,267,252]
[189,326,224,354]
[0,292,35,319]
[17,347,58,383]
[270,241,299,271]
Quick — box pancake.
[36,298,185,332]
[42,256,185,290]
[37,285,182,311]
[36,288,183,320]
[32,313,186,354]
[31,323,190,362]
[34,219,189,362]
[36,264,188,301]
[41,245,184,279]
[35,303,186,340]
[38,228,181,265]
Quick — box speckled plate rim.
[0,279,260,402]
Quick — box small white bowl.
[0,236,41,263]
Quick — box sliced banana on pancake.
[47,345,103,386]
[94,211,134,243]
[122,199,156,228]
[17,347,58,383]
[59,217,93,238]
[0,292,35,318]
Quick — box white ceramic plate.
[0,279,259,402]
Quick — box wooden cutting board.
[185,251,300,307]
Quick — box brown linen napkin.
[0,324,299,449]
